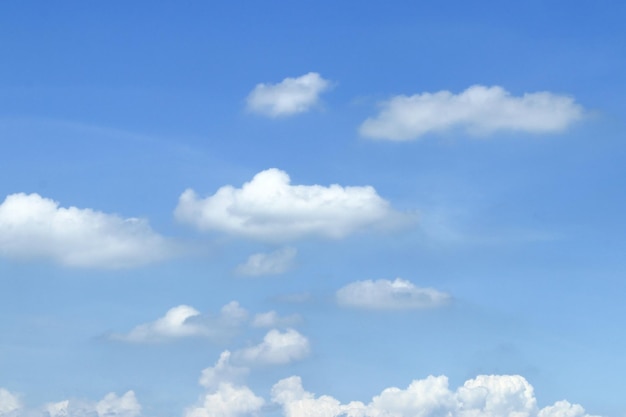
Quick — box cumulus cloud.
[199,351,249,390]
[251,311,302,328]
[0,388,21,416]
[235,247,297,277]
[359,85,584,141]
[246,72,331,117]
[95,392,141,417]
[0,193,172,268]
[185,383,264,417]
[175,168,408,241]
[110,302,248,343]
[271,374,600,417]
[336,278,451,310]
[234,329,310,366]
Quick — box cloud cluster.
[359,85,584,140]
[246,72,331,117]
[235,247,297,277]
[110,302,248,344]
[336,278,451,310]
[0,193,171,268]
[175,168,407,241]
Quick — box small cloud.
[0,193,173,268]
[95,392,141,417]
[199,351,249,390]
[235,247,297,277]
[234,329,310,366]
[185,383,264,417]
[175,168,411,242]
[0,388,21,416]
[336,278,450,310]
[251,311,301,328]
[109,302,248,344]
[246,72,331,117]
[360,85,584,141]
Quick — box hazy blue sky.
[1,2,625,417]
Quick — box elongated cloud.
[0,193,172,268]
[234,329,310,366]
[336,278,451,310]
[235,247,297,277]
[246,72,330,117]
[251,311,301,328]
[360,85,584,140]
[110,302,248,344]
[175,169,408,241]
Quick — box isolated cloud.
[251,311,302,328]
[0,193,172,268]
[175,168,407,241]
[199,351,249,390]
[110,302,248,343]
[246,72,330,117]
[359,85,584,140]
[235,247,297,277]
[235,329,310,366]
[336,278,451,310]
[271,374,600,417]
[0,388,21,416]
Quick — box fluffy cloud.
[199,351,249,390]
[110,302,248,343]
[185,383,264,417]
[235,247,297,276]
[359,85,584,141]
[336,278,451,310]
[0,193,172,268]
[175,168,407,241]
[95,392,141,417]
[0,388,21,416]
[251,311,302,328]
[246,72,330,117]
[271,374,599,417]
[234,329,310,366]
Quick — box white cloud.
[95,392,141,417]
[271,374,600,417]
[199,351,249,390]
[246,72,331,117]
[336,278,451,310]
[0,193,172,268]
[44,401,69,417]
[235,329,310,366]
[185,383,264,417]
[251,311,302,328]
[235,247,297,277]
[110,302,248,344]
[0,389,21,416]
[359,85,584,141]
[175,168,408,241]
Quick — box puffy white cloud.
[185,383,264,417]
[251,311,302,328]
[44,400,69,417]
[0,388,21,416]
[175,168,407,241]
[359,85,584,141]
[95,392,141,417]
[0,193,172,268]
[110,302,248,343]
[235,329,310,366]
[235,247,297,277]
[336,278,450,310]
[271,374,600,417]
[246,72,330,117]
[199,351,249,390]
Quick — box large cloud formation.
[336,278,451,310]
[246,72,331,117]
[359,85,584,140]
[0,193,172,268]
[175,168,407,241]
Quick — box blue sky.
[1,1,625,417]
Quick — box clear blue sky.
[1,2,625,417]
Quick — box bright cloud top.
[336,278,451,310]
[235,247,297,277]
[185,383,265,417]
[271,374,600,417]
[199,351,249,390]
[234,328,310,366]
[359,85,584,140]
[246,72,331,117]
[110,302,248,344]
[0,193,172,268]
[0,388,20,416]
[175,168,407,241]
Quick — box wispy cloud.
[234,247,297,277]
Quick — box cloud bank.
[246,72,330,117]
[235,247,297,277]
[175,168,408,241]
[0,193,172,268]
[336,278,451,310]
[360,85,584,140]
